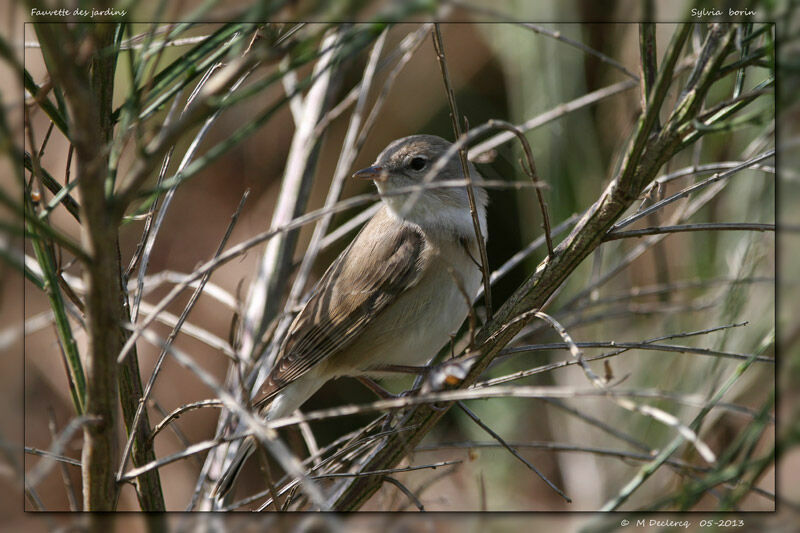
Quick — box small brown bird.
[212,134,488,500]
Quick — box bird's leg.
[367,363,429,375]
[358,364,430,400]
[357,377,398,400]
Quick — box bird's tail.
[211,435,256,502]
[210,379,311,504]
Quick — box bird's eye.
[409,156,427,171]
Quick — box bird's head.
[353,135,487,233]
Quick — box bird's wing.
[254,211,425,407]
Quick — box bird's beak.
[352,165,389,182]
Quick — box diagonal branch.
[432,24,493,318]
[327,22,750,511]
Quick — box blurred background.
[1,0,794,530]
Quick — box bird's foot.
[357,377,401,400]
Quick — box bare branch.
[612,150,775,231]
[605,222,774,241]
[382,476,425,511]
[432,24,493,318]
[467,80,637,158]
[150,399,224,440]
[25,415,99,491]
[135,329,330,510]
[531,311,715,463]
[116,190,250,481]
[457,402,570,501]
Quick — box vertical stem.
[733,23,753,99]
[431,24,493,319]
[118,346,165,510]
[35,21,165,510]
[78,23,124,511]
[639,23,658,128]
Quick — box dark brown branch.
[382,476,424,511]
[431,24,493,319]
[485,119,554,258]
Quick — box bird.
[212,134,488,501]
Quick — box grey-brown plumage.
[212,135,487,502]
[255,221,424,405]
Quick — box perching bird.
[212,134,488,500]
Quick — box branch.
[604,222,775,241]
[457,402,569,501]
[326,23,749,511]
[432,24,493,318]
[35,21,165,511]
[238,28,344,362]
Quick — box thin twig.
[611,150,775,231]
[604,222,774,241]
[523,22,640,80]
[134,329,330,510]
[468,80,638,158]
[149,399,206,468]
[446,1,639,81]
[398,463,461,511]
[150,399,225,440]
[310,460,461,479]
[457,402,570,502]
[488,321,757,379]
[119,433,249,482]
[297,415,322,467]
[116,190,250,481]
[493,339,772,378]
[485,119,554,257]
[382,476,425,511]
[316,203,381,254]
[25,415,99,490]
[24,447,81,467]
[531,311,716,464]
[137,302,236,359]
[240,385,747,432]
[417,441,711,471]
[567,278,772,310]
[639,161,774,199]
[47,408,79,511]
[432,24,493,318]
[307,25,427,140]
